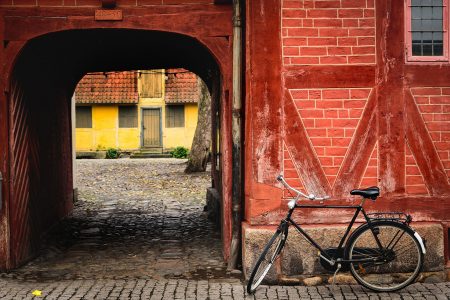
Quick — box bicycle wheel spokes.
[247,228,287,294]
[348,223,422,292]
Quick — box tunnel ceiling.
[13,29,220,94]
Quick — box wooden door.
[142,108,161,147]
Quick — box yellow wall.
[75,70,199,152]
[163,103,198,149]
[75,105,140,151]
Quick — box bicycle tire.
[345,220,423,292]
[246,223,288,294]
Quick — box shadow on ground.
[1,159,242,282]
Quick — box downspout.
[72,94,78,203]
[228,0,243,270]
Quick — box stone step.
[130,153,172,159]
[139,147,164,154]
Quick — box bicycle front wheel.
[246,223,288,294]
[346,221,423,292]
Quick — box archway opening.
[6,29,230,276]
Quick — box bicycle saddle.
[350,186,380,200]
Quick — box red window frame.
[405,0,449,62]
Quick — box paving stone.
[0,159,448,299]
[0,159,239,282]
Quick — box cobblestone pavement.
[2,159,237,281]
[0,279,449,299]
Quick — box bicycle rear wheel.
[346,221,423,292]
[246,223,288,294]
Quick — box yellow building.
[74,69,200,154]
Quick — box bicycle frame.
[283,198,383,265]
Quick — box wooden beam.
[333,91,377,197]
[248,195,450,225]
[405,90,450,195]
[284,65,375,89]
[4,11,232,42]
[376,0,405,195]
[283,90,331,196]
[405,65,450,86]
[245,0,282,184]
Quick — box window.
[119,106,138,128]
[406,0,448,61]
[76,106,92,128]
[140,70,163,98]
[166,105,185,128]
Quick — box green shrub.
[105,148,121,159]
[170,146,189,159]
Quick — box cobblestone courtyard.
[0,159,449,299]
[3,159,231,281]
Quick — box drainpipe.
[228,0,243,270]
[72,94,78,202]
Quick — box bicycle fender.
[344,220,424,256]
[413,231,427,254]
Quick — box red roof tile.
[75,71,138,104]
[165,69,200,104]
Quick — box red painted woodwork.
[244,0,283,223]
[405,91,450,194]
[284,65,375,89]
[376,0,406,195]
[333,90,377,197]
[0,3,233,270]
[283,89,330,196]
[245,0,450,229]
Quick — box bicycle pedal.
[332,263,342,285]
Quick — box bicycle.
[246,175,426,293]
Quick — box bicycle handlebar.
[277,175,330,201]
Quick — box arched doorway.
[0,28,234,270]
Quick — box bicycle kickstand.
[332,263,342,285]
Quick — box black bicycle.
[247,175,426,293]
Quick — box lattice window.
[119,106,138,128]
[76,106,92,128]
[165,105,185,128]
[140,70,163,98]
[406,0,448,61]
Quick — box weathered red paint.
[244,0,282,224]
[0,2,234,270]
[376,0,406,196]
[405,91,450,194]
[0,11,11,269]
[245,0,450,234]
[284,65,375,89]
[333,90,377,197]
[283,89,330,196]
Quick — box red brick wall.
[411,87,450,185]
[284,85,449,197]
[282,142,306,198]
[288,88,372,186]
[282,0,375,65]
[360,143,377,187]
[405,142,429,195]
[0,0,214,6]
